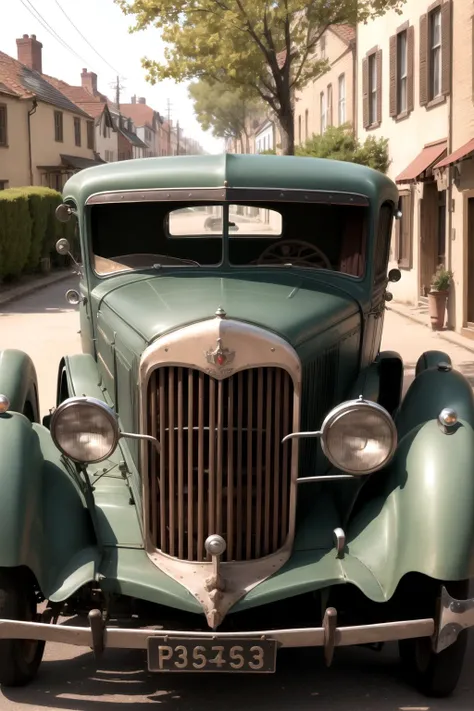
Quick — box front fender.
[0,411,97,598]
[348,386,474,599]
[0,349,39,421]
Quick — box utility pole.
[110,75,126,110]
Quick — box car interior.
[90,200,367,278]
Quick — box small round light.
[0,394,10,414]
[51,397,119,463]
[205,534,227,557]
[438,408,458,430]
[321,399,397,475]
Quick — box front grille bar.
[147,366,294,562]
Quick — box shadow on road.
[2,643,472,710]
[0,278,79,316]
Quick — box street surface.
[0,276,473,709]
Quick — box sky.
[0,0,224,154]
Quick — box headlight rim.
[320,398,397,476]
[51,396,120,464]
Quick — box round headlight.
[51,397,119,463]
[321,399,397,475]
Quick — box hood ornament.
[215,306,226,318]
[205,338,235,368]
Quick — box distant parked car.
[204,215,239,231]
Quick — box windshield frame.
[86,187,371,282]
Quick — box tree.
[188,80,263,152]
[116,0,406,155]
[297,124,390,174]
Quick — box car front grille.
[146,366,294,562]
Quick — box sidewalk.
[387,300,474,356]
[0,269,73,308]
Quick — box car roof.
[63,153,399,208]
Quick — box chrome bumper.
[0,588,471,666]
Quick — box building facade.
[0,36,102,190]
[357,0,451,309]
[46,68,118,164]
[255,119,275,153]
[121,97,163,157]
[295,25,356,145]
[432,1,474,337]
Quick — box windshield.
[91,200,367,278]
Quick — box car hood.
[97,273,360,347]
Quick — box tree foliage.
[188,79,263,148]
[116,0,406,154]
[296,124,390,173]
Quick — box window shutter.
[419,14,428,106]
[407,25,415,112]
[362,57,369,128]
[376,50,383,124]
[394,213,401,261]
[441,0,452,96]
[0,107,6,145]
[399,192,413,269]
[389,35,397,117]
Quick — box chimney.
[131,95,136,104]
[16,34,43,73]
[81,68,98,96]
[138,97,146,105]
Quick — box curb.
[0,269,74,308]
[387,303,474,356]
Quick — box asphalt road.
[0,276,473,709]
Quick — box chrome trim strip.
[85,186,369,206]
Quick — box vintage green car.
[0,154,473,696]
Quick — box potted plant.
[428,265,453,330]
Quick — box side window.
[374,202,394,285]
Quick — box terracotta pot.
[428,289,448,330]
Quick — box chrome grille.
[146,366,294,562]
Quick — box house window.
[396,191,412,269]
[429,7,442,99]
[327,84,333,126]
[0,105,7,146]
[0,180,8,190]
[54,111,63,142]
[368,53,378,125]
[298,114,302,143]
[74,117,81,147]
[338,74,346,125]
[320,92,327,134]
[305,109,309,140]
[48,172,63,191]
[397,30,408,113]
[320,34,326,59]
[87,121,94,149]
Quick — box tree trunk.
[277,105,295,155]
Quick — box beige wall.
[96,112,118,162]
[448,0,473,333]
[0,94,31,187]
[295,29,354,145]
[357,0,449,305]
[30,102,96,183]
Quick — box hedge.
[0,186,76,281]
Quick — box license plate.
[147,637,277,673]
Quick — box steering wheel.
[255,239,333,269]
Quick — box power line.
[53,0,121,76]
[19,0,97,70]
